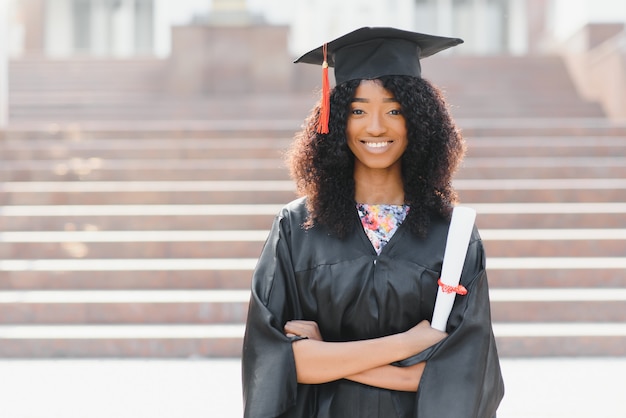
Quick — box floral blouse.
[356,203,410,255]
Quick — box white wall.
[248,0,294,24]
[10,0,626,59]
[290,0,417,56]
[0,0,9,128]
[44,0,73,57]
[550,0,626,41]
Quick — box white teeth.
[365,142,390,148]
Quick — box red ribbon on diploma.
[438,278,468,295]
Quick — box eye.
[351,109,364,115]
[388,109,402,116]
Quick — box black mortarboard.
[294,27,464,85]
[294,27,463,133]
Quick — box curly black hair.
[286,75,466,239]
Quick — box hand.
[284,320,323,341]
[403,320,448,353]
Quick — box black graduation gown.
[242,197,504,418]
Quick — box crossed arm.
[284,319,446,392]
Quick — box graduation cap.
[294,27,463,133]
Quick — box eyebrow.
[352,97,398,103]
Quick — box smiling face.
[346,79,408,175]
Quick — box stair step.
[1,156,625,181]
[3,287,626,303]
[29,227,577,241]
[0,229,623,258]
[0,288,623,324]
[2,179,625,204]
[2,203,625,230]
[0,323,624,357]
[2,268,624,290]
[1,136,623,156]
[0,148,286,160]
[5,190,624,204]
[1,257,624,272]
[3,118,626,140]
[0,270,255,290]
[494,323,626,356]
[2,300,624,324]
[3,212,626,231]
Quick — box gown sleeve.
[241,209,313,418]
[395,234,505,418]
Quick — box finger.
[284,325,302,336]
[284,320,302,329]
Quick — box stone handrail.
[560,24,626,120]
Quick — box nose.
[365,113,387,136]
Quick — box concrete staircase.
[7,55,606,123]
[1,55,625,357]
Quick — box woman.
[242,27,504,418]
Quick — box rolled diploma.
[431,206,477,332]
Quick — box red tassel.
[317,43,330,134]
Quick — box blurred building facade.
[3,0,626,117]
[6,0,626,58]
